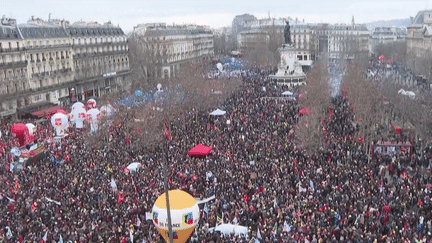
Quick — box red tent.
[188,144,213,156]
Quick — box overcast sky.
[1,0,430,31]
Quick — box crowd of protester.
[0,64,431,243]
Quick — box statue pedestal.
[269,43,306,87]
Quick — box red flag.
[164,117,171,140]
[117,192,125,203]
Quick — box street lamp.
[157,83,174,243]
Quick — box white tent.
[210,224,248,237]
[210,109,226,116]
[127,162,142,172]
[282,91,294,96]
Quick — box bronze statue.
[284,20,291,44]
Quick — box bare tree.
[342,63,382,152]
[213,32,235,56]
[242,20,283,70]
[129,32,168,92]
[373,40,407,65]
[300,60,331,114]
[295,110,326,154]
[295,60,330,154]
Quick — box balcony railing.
[26,44,71,50]
[0,61,28,68]
[73,50,129,58]
[0,47,26,53]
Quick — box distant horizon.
[0,0,429,32]
[1,15,413,32]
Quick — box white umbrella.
[127,162,142,172]
[216,63,223,72]
[213,224,248,236]
[210,109,226,116]
[282,91,294,96]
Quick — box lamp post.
[158,83,173,243]
[162,142,174,243]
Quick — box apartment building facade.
[0,16,130,119]
[132,23,214,79]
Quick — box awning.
[30,105,60,118]
[188,144,213,157]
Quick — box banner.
[145,212,152,221]
[196,195,216,205]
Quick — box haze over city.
[1,0,431,30]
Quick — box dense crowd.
[0,64,431,243]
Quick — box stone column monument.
[269,20,306,87]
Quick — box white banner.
[196,195,215,205]
[145,212,152,221]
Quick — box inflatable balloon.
[25,123,36,136]
[87,99,97,110]
[152,190,199,243]
[216,63,223,72]
[11,123,34,147]
[71,107,87,129]
[51,113,69,136]
[135,89,143,97]
[56,109,66,114]
[86,108,100,132]
[72,102,86,111]
[100,104,114,117]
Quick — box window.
[297,55,303,61]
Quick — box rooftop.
[0,25,21,40]
[67,26,125,37]
[19,25,68,39]
[411,10,432,26]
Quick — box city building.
[406,10,432,74]
[0,16,27,117]
[314,18,370,61]
[232,14,257,49]
[67,21,130,100]
[370,27,406,55]
[238,18,315,70]
[20,17,74,107]
[0,16,130,119]
[237,16,370,67]
[132,23,214,79]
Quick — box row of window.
[30,63,71,75]
[75,55,129,66]
[29,51,70,62]
[0,54,26,63]
[26,39,70,49]
[75,45,128,54]
[0,68,27,80]
[72,36,127,45]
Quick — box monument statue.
[284,20,291,44]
